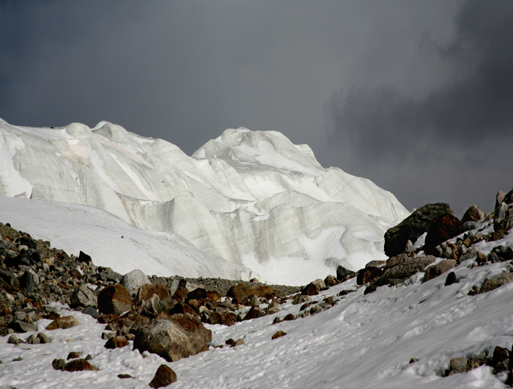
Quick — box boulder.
[133,318,211,362]
[385,254,409,270]
[479,272,513,294]
[301,283,319,296]
[336,265,355,280]
[324,275,338,287]
[357,266,383,285]
[376,255,436,286]
[226,284,276,304]
[424,214,462,255]
[445,272,458,286]
[70,284,97,309]
[385,203,453,257]
[98,284,132,315]
[209,310,237,326]
[138,283,171,303]
[424,259,457,282]
[105,335,129,349]
[188,288,207,300]
[461,204,485,224]
[46,315,79,330]
[272,331,286,340]
[149,364,178,388]
[243,307,266,321]
[19,269,39,293]
[122,269,151,298]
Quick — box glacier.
[0,118,409,285]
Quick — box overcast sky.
[1,1,512,216]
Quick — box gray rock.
[385,203,453,257]
[70,284,97,309]
[376,255,436,286]
[7,334,19,345]
[19,269,39,294]
[479,272,513,294]
[133,318,212,362]
[122,269,151,298]
[450,357,468,373]
[424,259,457,282]
[11,320,37,333]
[336,265,355,280]
[37,332,50,343]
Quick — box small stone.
[149,364,178,388]
[52,358,66,370]
[64,358,98,372]
[272,331,286,340]
[67,351,82,360]
[46,315,79,330]
[336,265,355,280]
[105,335,129,349]
[231,338,245,347]
[445,272,458,286]
[13,356,23,361]
[409,358,419,363]
[7,334,19,345]
[225,338,235,346]
[449,357,468,373]
[118,374,133,379]
[26,333,40,344]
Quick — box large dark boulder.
[423,214,462,255]
[384,203,453,257]
[98,284,132,314]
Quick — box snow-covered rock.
[0,119,409,285]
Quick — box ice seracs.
[0,119,409,285]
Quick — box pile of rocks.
[341,188,513,296]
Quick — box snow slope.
[0,118,409,284]
[0,196,256,281]
[2,223,513,388]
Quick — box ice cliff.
[0,118,409,285]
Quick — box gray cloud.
[327,0,513,214]
[0,1,509,216]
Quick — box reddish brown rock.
[105,335,129,349]
[301,283,319,296]
[137,283,171,303]
[226,284,276,304]
[98,284,132,315]
[357,266,383,285]
[324,275,338,287]
[424,214,462,256]
[461,204,485,224]
[187,288,207,300]
[149,364,177,388]
[272,331,286,340]
[64,358,98,372]
[46,315,79,330]
[206,290,221,302]
[243,307,266,321]
[67,351,82,360]
[173,287,189,301]
[209,310,237,326]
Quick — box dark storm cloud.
[0,1,509,215]
[327,0,513,213]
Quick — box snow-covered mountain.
[0,118,409,284]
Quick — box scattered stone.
[232,338,245,347]
[138,283,171,303]
[64,358,98,372]
[82,306,99,317]
[70,283,97,309]
[409,358,419,363]
[118,374,133,379]
[105,335,129,349]
[385,254,409,270]
[11,320,37,333]
[46,315,79,330]
[7,334,19,345]
[301,283,319,296]
[376,255,436,286]
[122,269,151,298]
[52,358,66,370]
[461,204,485,224]
[424,259,457,282]
[357,266,383,285]
[67,351,82,360]
[243,307,266,321]
[133,318,212,362]
[445,272,458,286]
[272,330,287,340]
[149,364,178,388]
[226,284,276,304]
[336,265,355,280]
[98,284,132,315]
[385,203,453,257]
[449,357,468,374]
[225,338,235,346]
[324,275,338,287]
[479,272,513,294]
[424,214,462,256]
[26,333,40,344]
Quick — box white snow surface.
[2,225,513,388]
[0,196,256,281]
[0,118,409,284]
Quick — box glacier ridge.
[0,118,409,285]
